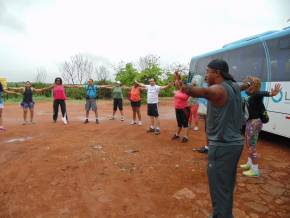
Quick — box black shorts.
[147,103,159,117]
[175,108,190,128]
[113,98,123,111]
[131,101,141,108]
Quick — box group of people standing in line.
[0,59,282,218]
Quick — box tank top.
[130,87,141,102]
[206,81,243,146]
[23,88,33,103]
[53,85,67,100]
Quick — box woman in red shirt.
[129,82,142,125]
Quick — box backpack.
[85,85,97,99]
[260,103,269,123]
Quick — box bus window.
[266,36,290,81]
[226,43,267,81]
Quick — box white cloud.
[0,0,289,82]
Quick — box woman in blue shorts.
[8,81,53,125]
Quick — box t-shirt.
[84,85,98,99]
[247,91,270,119]
[130,87,141,102]
[145,85,161,104]
[53,85,67,100]
[174,91,189,109]
[112,87,123,99]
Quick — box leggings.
[245,119,263,161]
[188,104,199,124]
[53,100,68,121]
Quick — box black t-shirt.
[248,91,270,119]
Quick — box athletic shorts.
[131,101,141,108]
[0,103,3,109]
[21,101,34,109]
[113,98,123,111]
[147,103,159,117]
[175,108,190,128]
[85,99,97,111]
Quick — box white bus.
[188,27,290,138]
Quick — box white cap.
[116,81,121,84]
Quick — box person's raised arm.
[98,85,113,89]
[182,84,228,107]
[33,85,54,93]
[269,83,282,97]
[3,89,20,96]
[134,80,146,88]
[239,77,251,91]
[7,87,25,93]
[160,82,174,90]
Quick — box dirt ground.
[0,99,289,218]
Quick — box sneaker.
[84,119,89,124]
[130,120,136,125]
[22,121,28,125]
[193,126,199,131]
[193,146,208,153]
[0,126,6,132]
[30,121,36,124]
[121,117,125,121]
[240,163,251,171]
[243,169,260,177]
[96,119,99,124]
[109,116,115,120]
[138,121,142,126]
[154,129,160,135]
[147,128,155,133]
[171,134,180,140]
[181,137,189,143]
[62,117,68,125]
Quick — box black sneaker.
[181,137,189,143]
[147,128,155,133]
[154,129,160,135]
[171,134,180,140]
[84,119,89,124]
[96,119,99,124]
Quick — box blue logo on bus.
[272,91,283,103]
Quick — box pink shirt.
[174,91,189,109]
[53,85,67,100]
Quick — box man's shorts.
[131,101,141,108]
[113,98,123,111]
[0,103,4,109]
[85,99,97,111]
[147,103,159,117]
[21,101,34,109]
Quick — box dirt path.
[0,100,289,218]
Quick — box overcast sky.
[0,0,289,82]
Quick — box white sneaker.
[193,126,199,131]
[138,121,142,126]
[62,117,68,125]
[121,116,125,121]
[130,120,136,125]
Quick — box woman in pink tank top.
[52,77,72,124]
[172,81,190,143]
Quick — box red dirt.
[0,99,289,218]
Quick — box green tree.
[115,63,138,85]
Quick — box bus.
[188,27,290,138]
